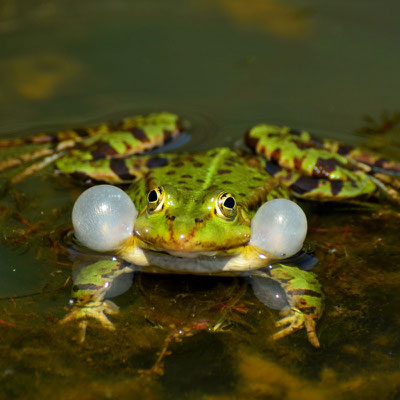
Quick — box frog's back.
[130,147,290,215]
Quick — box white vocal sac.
[249,198,307,259]
[72,184,138,252]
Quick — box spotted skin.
[2,112,400,346]
[0,112,182,183]
[246,124,400,202]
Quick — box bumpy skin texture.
[2,112,399,346]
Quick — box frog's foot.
[60,300,119,343]
[0,130,80,183]
[272,307,320,348]
[369,173,400,204]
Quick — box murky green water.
[0,1,400,399]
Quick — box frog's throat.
[117,236,272,273]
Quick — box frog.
[1,112,399,347]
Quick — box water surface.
[0,1,400,399]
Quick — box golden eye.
[147,186,165,213]
[215,192,237,220]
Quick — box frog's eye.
[147,186,165,213]
[215,192,237,220]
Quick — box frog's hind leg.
[250,264,324,347]
[0,112,183,183]
[0,125,103,183]
[340,147,400,203]
[268,168,377,202]
[246,124,400,203]
[57,152,178,185]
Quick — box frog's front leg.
[250,264,324,347]
[60,258,135,342]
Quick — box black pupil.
[148,190,158,203]
[224,196,235,209]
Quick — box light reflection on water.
[0,1,400,399]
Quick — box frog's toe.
[304,314,320,348]
[272,307,320,347]
[102,300,120,315]
[273,307,304,337]
[60,300,119,331]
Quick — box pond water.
[0,1,400,399]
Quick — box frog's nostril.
[167,215,176,221]
[195,218,203,223]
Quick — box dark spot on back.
[208,184,218,190]
[290,176,319,194]
[222,180,233,184]
[193,162,203,167]
[217,169,231,175]
[252,177,263,181]
[224,162,234,167]
[183,187,193,191]
[181,174,192,179]
[166,170,175,175]
[91,142,118,160]
[265,161,282,176]
[177,180,187,184]
[173,162,184,167]
[312,158,340,178]
[146,157,169,169]
[330,180,344,195]
[239,193,246,197]
[130,127,150,143]
[196,179,205,183]
[110,159,133,180]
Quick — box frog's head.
[72,184,308,266]
[133,184,251,256]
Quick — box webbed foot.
[60,300,119,342]
[250,264,324,347]
[273,306,320,348]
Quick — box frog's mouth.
[133,234,248,259]
[138,240,235,259]
[161,249,219,258]
[119,238,268,273]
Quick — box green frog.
[1,112,399,347]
